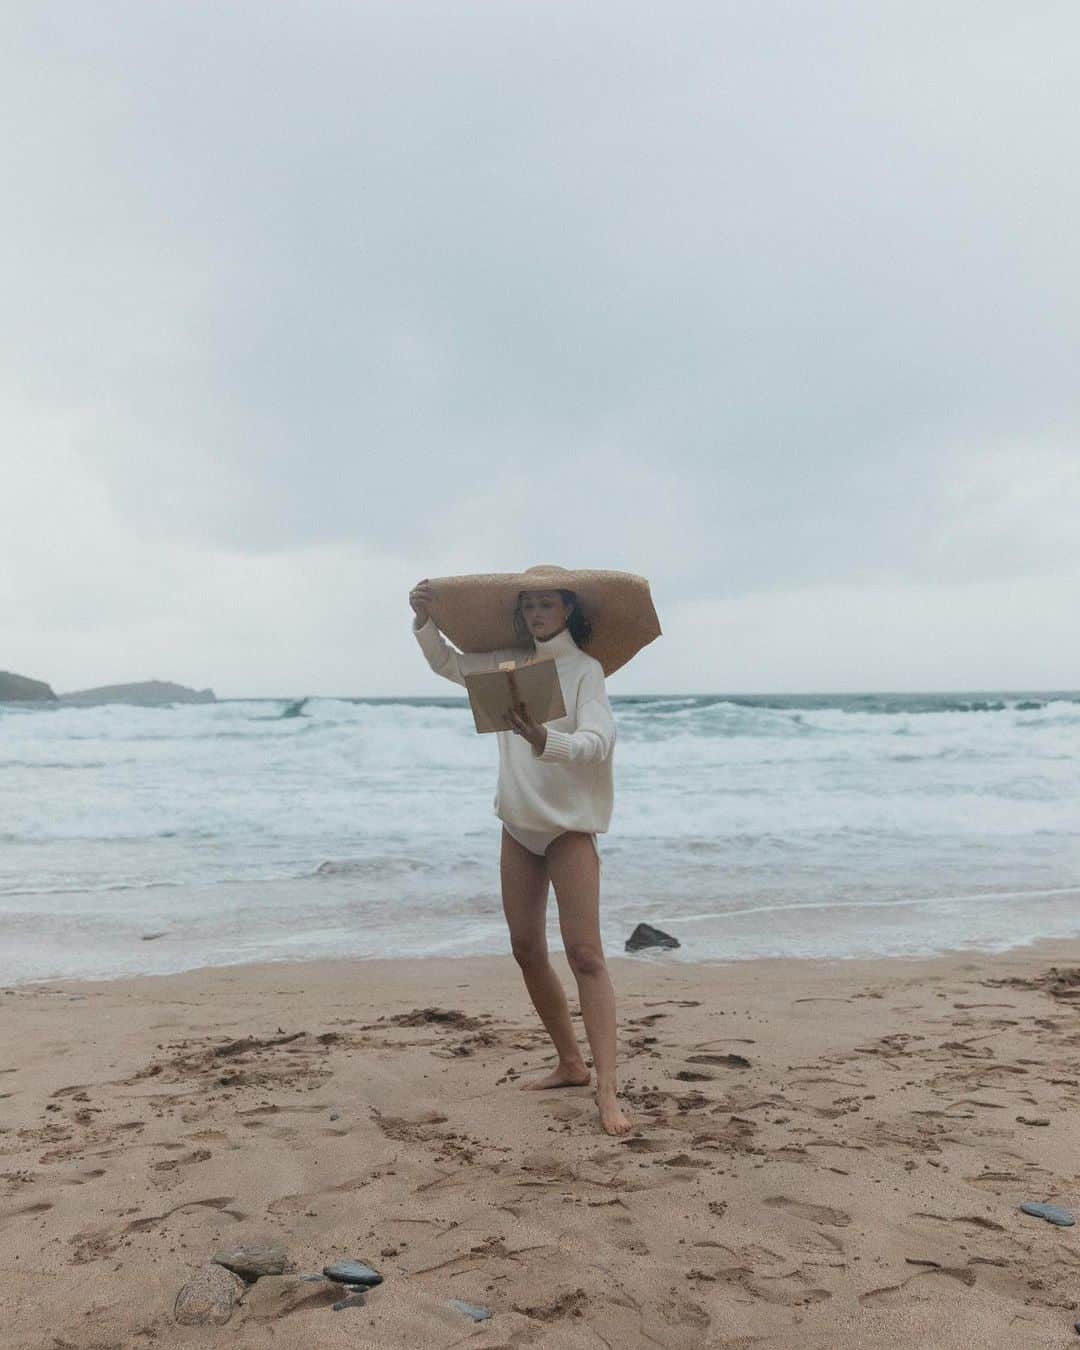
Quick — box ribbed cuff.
[537,727,573,761]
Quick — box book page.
[463,658,566,734]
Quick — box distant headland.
[0,672,216,706]
[0,671,57,701]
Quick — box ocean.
[2,692,1079,985]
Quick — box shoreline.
[4,941,1080,1346]
[9,926,1080,995]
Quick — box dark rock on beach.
[322,1259,383,1287]
[0,670,56,702]
[59,679,216,707]
[174,1262,247,1325]
[625,922,680,952]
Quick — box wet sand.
[3,941,1080,1347]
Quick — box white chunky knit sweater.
[413,616,616,834]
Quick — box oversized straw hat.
[427,564,661,677]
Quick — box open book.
[463,657,566,734]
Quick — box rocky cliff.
[58,680,217,707]
[0,671,57,702]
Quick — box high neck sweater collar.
[531,625,578,659]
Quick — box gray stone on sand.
[322,1259,383,1286]
[212,1240,291,1279]
[1020,1201,1075,1226]
[448,1298,492,1321]
[174,1262,246,1325]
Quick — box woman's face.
[519,589,572,640]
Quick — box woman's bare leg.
[500,827,589,1087]
[546,833,631,1135]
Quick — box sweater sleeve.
[534,672,617,763]
[412,615,511,687]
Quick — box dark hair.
[512,588,592,648]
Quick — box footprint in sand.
[758,1282,832,1308]
[151,1149,212,1173]
[371,1109,449,1143]
[656,1295,710,1330]
[239,1121,299,1140]
[122,1195,241,1234]
[3,1201,53,1218]
[548,1103,586,1121]
[267,1193,311,1217]
[788,1226,845,1255]
[764,1196,852,1227]
[619,1137,669,1153]
[709,1264,832,1307]
[42,1167,106,1187]
[268,1174,374,1216]
[69,1196,243,1264]
[860,1267,975,1306]
[235,1103,331,1118]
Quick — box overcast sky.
[3,1,1078,696]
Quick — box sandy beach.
[4,942,1080,1348]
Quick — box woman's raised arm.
[413,615,516,688]
[410,580,519,687]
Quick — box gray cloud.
[2,1,1078,690]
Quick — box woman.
[409,571,632,1135]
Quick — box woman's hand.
[506,702,547,754]
[409,579,433,625]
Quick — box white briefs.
[501,822,602,868]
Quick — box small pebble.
[448,1298,492,1322]
[323,1260,383,1286]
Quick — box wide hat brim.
[427,565,661,677]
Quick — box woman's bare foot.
[596,1087,632,1135]
[518,1059,591,1090]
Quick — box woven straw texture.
[427,564,661,677]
